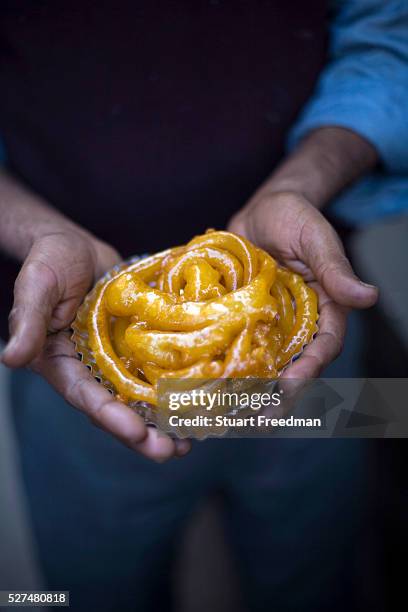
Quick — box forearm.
[0,168,94,261]
[258,127,378,209]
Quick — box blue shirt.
[288,0,408,226]
[1,1,407,228]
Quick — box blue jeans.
[11,360,371,612]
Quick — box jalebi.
[85,230,318,405]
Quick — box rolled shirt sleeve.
[288,0,408,174]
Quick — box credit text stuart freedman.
[167,389,322,430]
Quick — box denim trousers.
[11,356,371,612]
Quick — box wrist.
[0,168,102,262]
[261,127,378,209]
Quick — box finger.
[298,214,378,309]
[136,428,192,461]
[92,240,123,280]
[2,257,60,368]
[281,283,348,380]
[227,211,247,237]
[32,332,190,462]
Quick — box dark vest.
[0,1,327,339]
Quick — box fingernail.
[153,457,167,464]
[359,281,377,290]
[0,336,17,361]
[174,439,191,457]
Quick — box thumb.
[1,253,60,368]
[299,216,378,309]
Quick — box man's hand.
[1,230,190,461]
[229,190,378,378]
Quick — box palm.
[228,192,378,378]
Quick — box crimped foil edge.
[71,255,159,427]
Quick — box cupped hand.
[228,191,379,378]
[1,230,190,461]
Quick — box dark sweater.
[0,1,327,339]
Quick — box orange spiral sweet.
[86,230,318,406]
